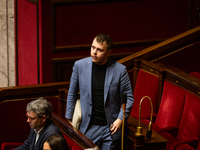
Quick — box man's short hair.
[26,97,52,122]
[95,34,113,51]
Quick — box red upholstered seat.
[155,81,186,134]
[63,133,83,150]
[161,92,200,150]
[1,142,23,150]
[130,70,159,120]
[175,140,200,150]
[190,72,200,79]
[142,81,187,136]
[176,144,196,150]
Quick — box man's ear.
[42,115,47,123]
[108,50,112,55]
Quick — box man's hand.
[68,119,73,125]
[110,119,122,135]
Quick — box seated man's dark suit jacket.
[14,120,63,150]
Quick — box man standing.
[65,34,134,150]
[14,97,64,150]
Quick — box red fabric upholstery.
[141,81,186,136]
[1,142,23,150]
[190,72,200,79]
[130,70,159,119]
[170,137,199,150]
[198,142,200,150]
[176,92,200,141]
[63,133,83,150]
[160,92,200,150]
[155,82,186,133]
[176,144,195,150]
[160,132,178,149]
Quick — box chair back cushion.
[177,92,200,140]
[155,81,187,128]
[63,133,83,150]
[131,70,159,118]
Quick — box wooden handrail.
[52,112,100,150]
[0,81,70,102]
[118,26,200,70]
[156,62,200,97]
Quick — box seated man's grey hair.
[26,97,52,122]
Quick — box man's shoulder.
[108,58,126,69]
[46,120,60,129]
[76,57,91,64]
[43,121,62,134]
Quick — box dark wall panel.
[16,0,199,85]
[153,40,200,73]
[52,0,190,52]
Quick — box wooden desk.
[125,116,168,150]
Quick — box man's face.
[26,110,46,131]
[90,38,112,65]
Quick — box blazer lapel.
[30,133,36,150]
[104,59,115,103]
[85,58,92,101]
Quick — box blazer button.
[88,114,91,117]
[90,103,92,106]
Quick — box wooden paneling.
[118,26,200,72]
[51,0,191,52]
[16,0,198,85]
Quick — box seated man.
[14,97,64,150]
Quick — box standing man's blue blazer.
[65,57,134,141]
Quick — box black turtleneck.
[90,62,107,125]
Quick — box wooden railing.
[118,26,200,71]
[52,112,100,149]
[0,81,70,101]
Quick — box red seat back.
[130,70,159,118]
[155,81,187,129]
[176,144,195,150]
[63,133,83,150]
[177,92,200,140]
[190,72,200,79]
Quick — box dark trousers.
[84,125,121,150]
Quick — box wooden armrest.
[52,112,100,150]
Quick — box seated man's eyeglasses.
[25,113,40,121]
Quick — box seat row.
[129,59,200,150]
[141,82,200,149]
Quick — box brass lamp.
[135,96,153,138]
